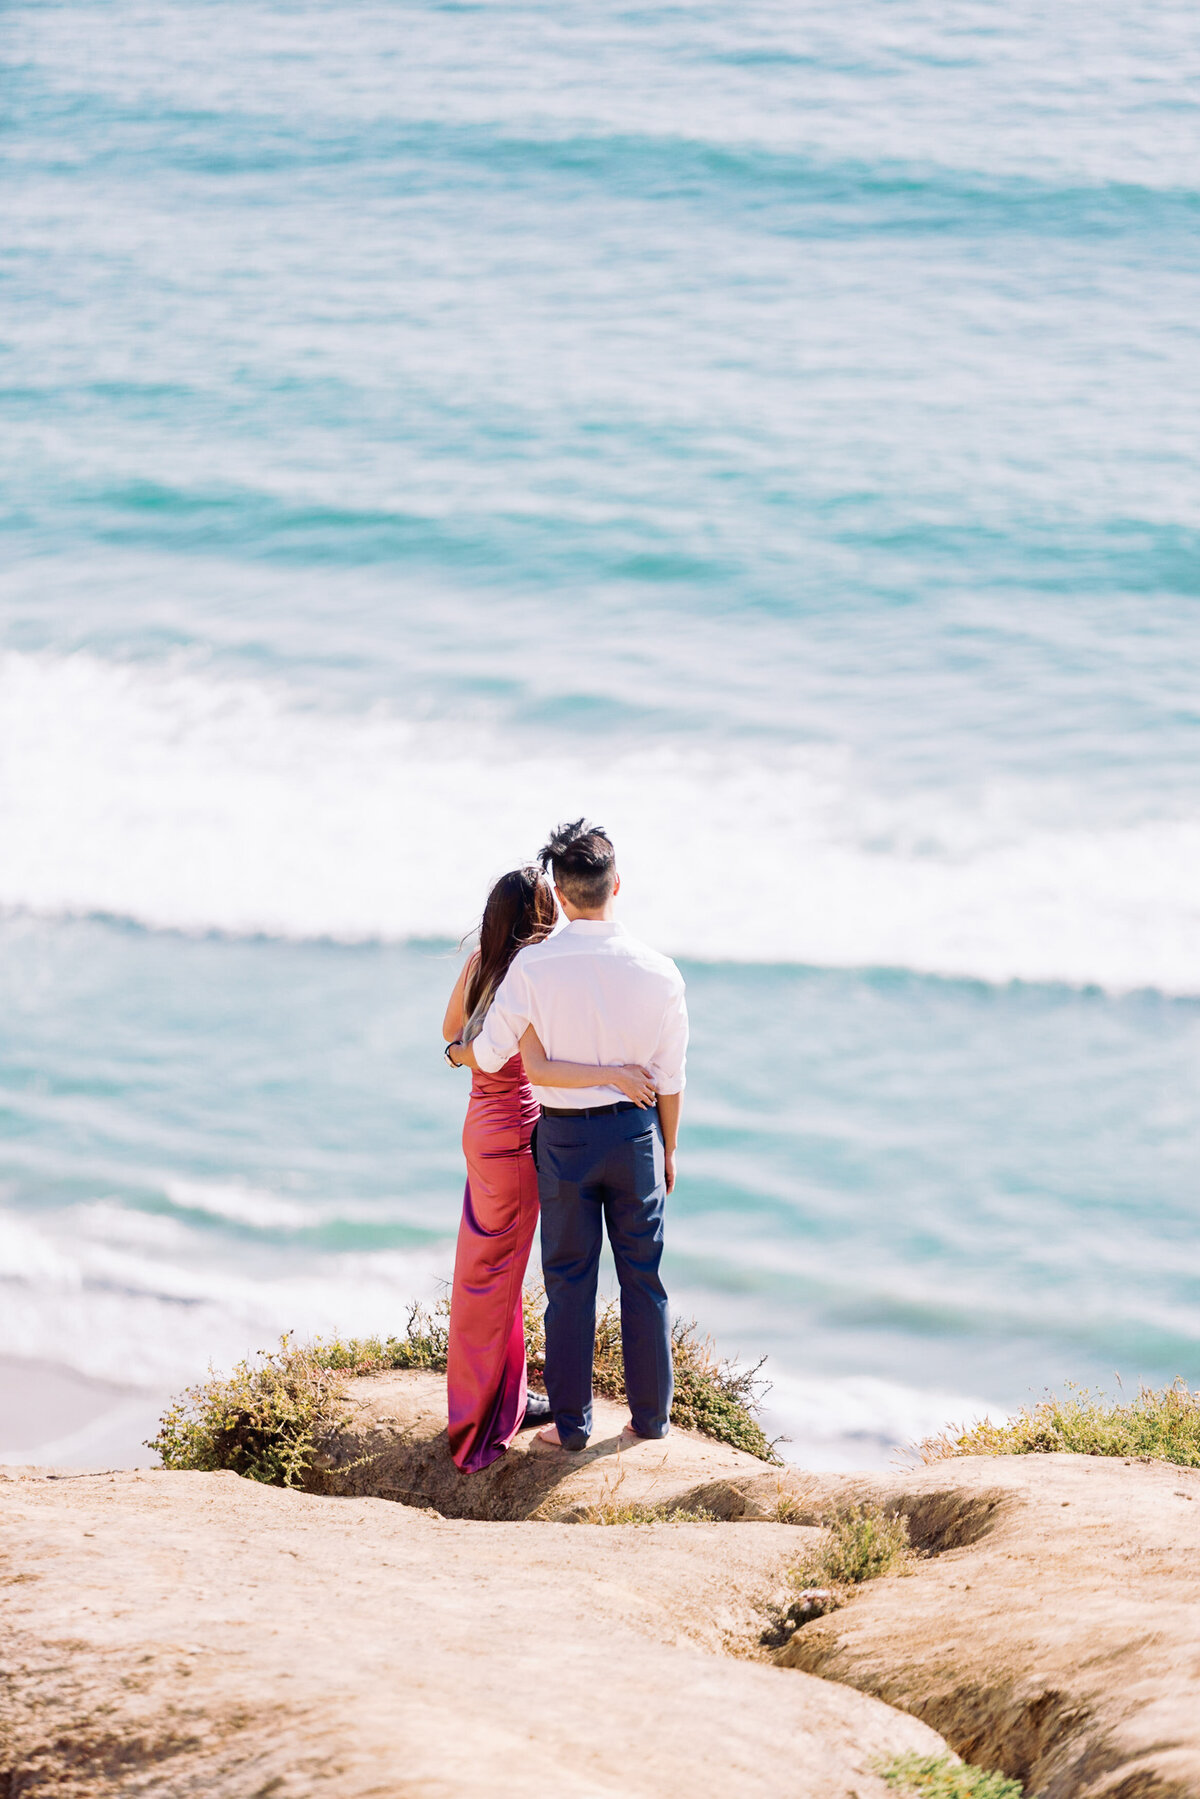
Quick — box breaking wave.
[4,649,1200,991]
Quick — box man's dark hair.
[538,818,616,911]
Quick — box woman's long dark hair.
[463,866,556,1037]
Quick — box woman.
[441,866,654,1473]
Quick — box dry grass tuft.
[918,1379,1200,1468]
[767,1478,812,1524]
[564,1458,717,1526]
[577,1498,718,1525]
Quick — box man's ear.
[612,871,621,897]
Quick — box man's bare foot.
[533,1421,589,1452]
[618,1422,669,1446]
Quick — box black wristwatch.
[444,1040,462,1067]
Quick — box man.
[458,819,687,1452]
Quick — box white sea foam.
[160,1181,439,1235]
[0,1210,82,1290]
[5,649,1200,991]
[763,1370,1005,1471]
[165,1178,314,1232]
[0,1203,448,1390]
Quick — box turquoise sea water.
[2,1,1199,1462]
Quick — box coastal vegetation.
[576,1497,718,1525]
[919,1380,1200,1468]
[148,1290,778,1484]
[582,1295,778,1461]
[879,1754,1027,1799]
[766,1500,914,1642]
[797,1500,914,1588]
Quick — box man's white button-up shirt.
[472,919,688,1109]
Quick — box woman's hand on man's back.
[611,1064,656,1107]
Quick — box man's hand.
[664,1149,676,1195]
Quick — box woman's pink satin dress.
[446,1052,540,1473]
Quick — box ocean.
[3,0,1199,1467]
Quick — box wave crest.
[4,650,1200,991]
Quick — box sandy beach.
[0,1359,168,1471]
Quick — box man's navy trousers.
[534,1102,673,1448]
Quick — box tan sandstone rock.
[305,1368,777,1520]
[738,1454,1200,1799]
[7,1371,1200,1799]
[0,1464,947,1798]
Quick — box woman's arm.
[447,1023,654,1102]
[442,953,479,1042]
[519,1027,656,1107]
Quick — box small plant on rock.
[768,1478,811,1524]
[763,1499,914,1646]
[879,1752,1027,1799]
[799,1500,914,1588]
[149,1332,347,1487]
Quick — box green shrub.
[148,1290,778,1484]
[149,1331,345,1487]
[919,1380,1200,1468]
[797,1500,913,1588]
[879,1753,1027,1799]
[148,1303,452,1486]
[766,1499,914,1644]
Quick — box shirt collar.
[562,918,624,936]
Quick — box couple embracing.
[442,819,687,1470]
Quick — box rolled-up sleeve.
[472,959,531,1074]
[649,981,688,1095]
